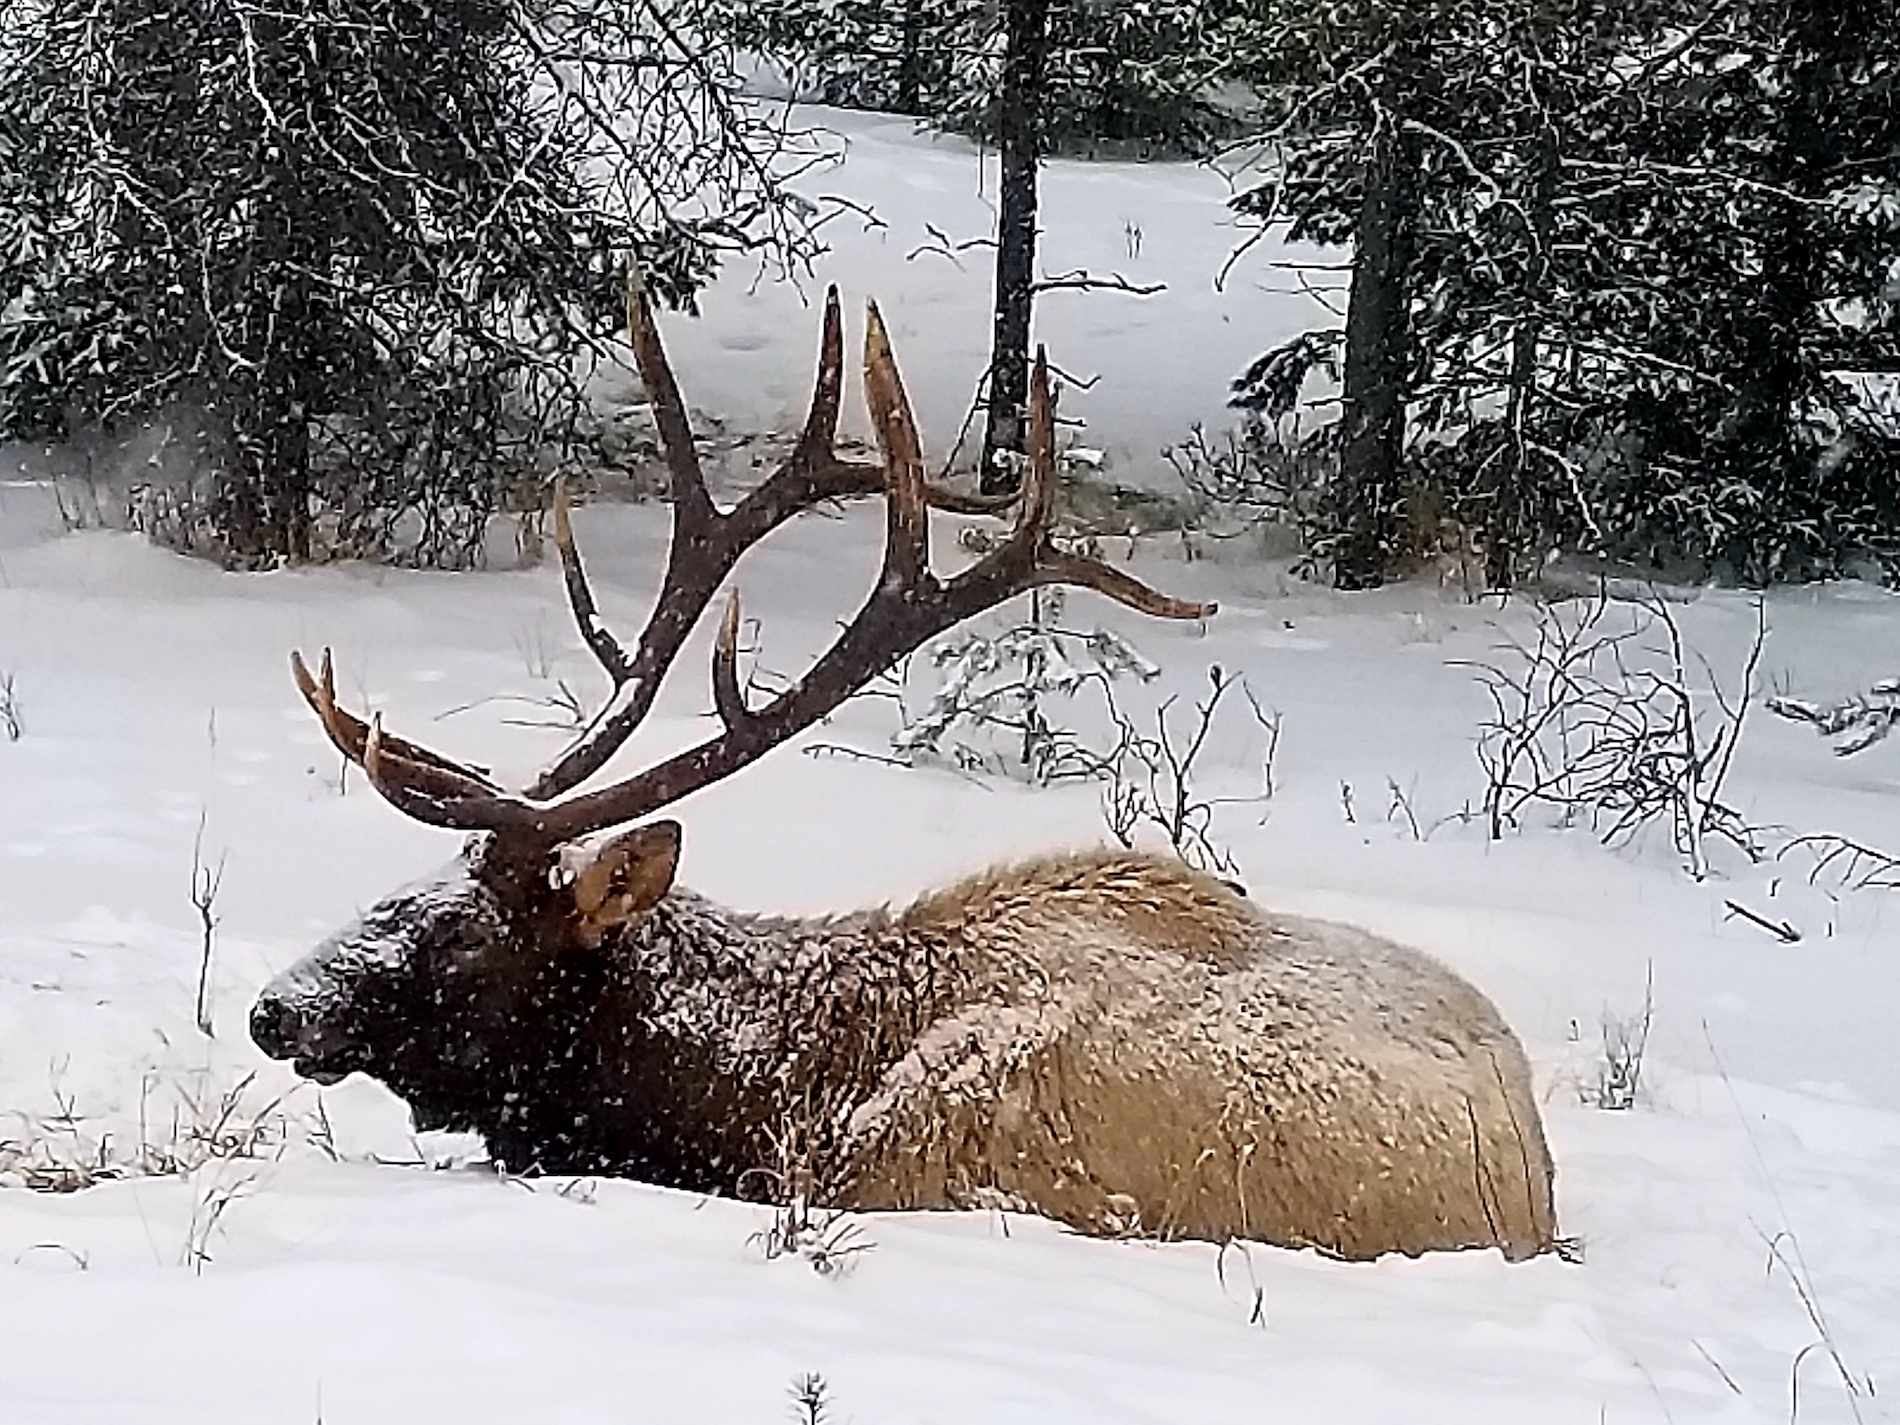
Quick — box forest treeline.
[0,0,1894,587]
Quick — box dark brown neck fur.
[472,887,967,1196]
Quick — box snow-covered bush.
[1770,678,1900,756]
[888,600,1276,879]
[893,595,1160,783]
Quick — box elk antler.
[528,275,1007,800]
[294,292,1213,847]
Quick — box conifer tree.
[1235,0,1900,586]
[0,0,807,565]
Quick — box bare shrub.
[1165,417,1333,571]
[743,1108,873,1277]
[0,1067,292,1192]
[1590,966,1653,1111]
[750,1195,873,1278]
[0,670,19,741]
[1099,665,1280,881]
[1164,331,1339,568]
[1457,590,1767,878]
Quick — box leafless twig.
[1033,268,1166,296]
[905,221,992,267]
[1723,899,1800,943]
[1386,777,1424,841]
[190,811,226,1038]
[0,671,20,741]
[1769,677,1899,756]
[1777,834,1900,892]
[1763,1229,1870,1425]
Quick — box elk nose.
[249,993,304,1060]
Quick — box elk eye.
[445,937,489,972]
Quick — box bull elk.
[251,284,1558,1261]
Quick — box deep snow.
[2,107,1898,1424]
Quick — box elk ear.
[569,820,681,946]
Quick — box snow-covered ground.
[3,108,1899,1423]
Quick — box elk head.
[250,278,1215,1144]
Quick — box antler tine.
[290,648,554,831]
[553,477,635,686]
[291,649,504,790]
[1035,545,1217,620]
[710,591,748,731]
[796,287,846,458]
[291,647,354,760]
[353,713,549,832]
[551,480,638,691]
[625,267,715,530]
[1018,345,1059,536]
[968,354,1217,622]
[863,301,931,589]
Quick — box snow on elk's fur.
[249,282,1558,1261]
[256,834,1556,1261]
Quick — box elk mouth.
[251,992,361,1085]
[291,1054,357,1087]
[407,1100,455,1133]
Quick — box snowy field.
[3,108,1899,1423]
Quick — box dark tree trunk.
[1723,10,1833,485]
[217,55,317,567]
[1494,122,1561,588]
[980,0,1050,494]
[897,0,925,114]
[1333,107,1417,589]
[219,278,316,564]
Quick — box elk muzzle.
[248,991,302,1061]
[249,988,358,1084]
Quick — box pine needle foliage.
[0,0,813,566]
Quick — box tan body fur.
[819,851,1556,1259]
